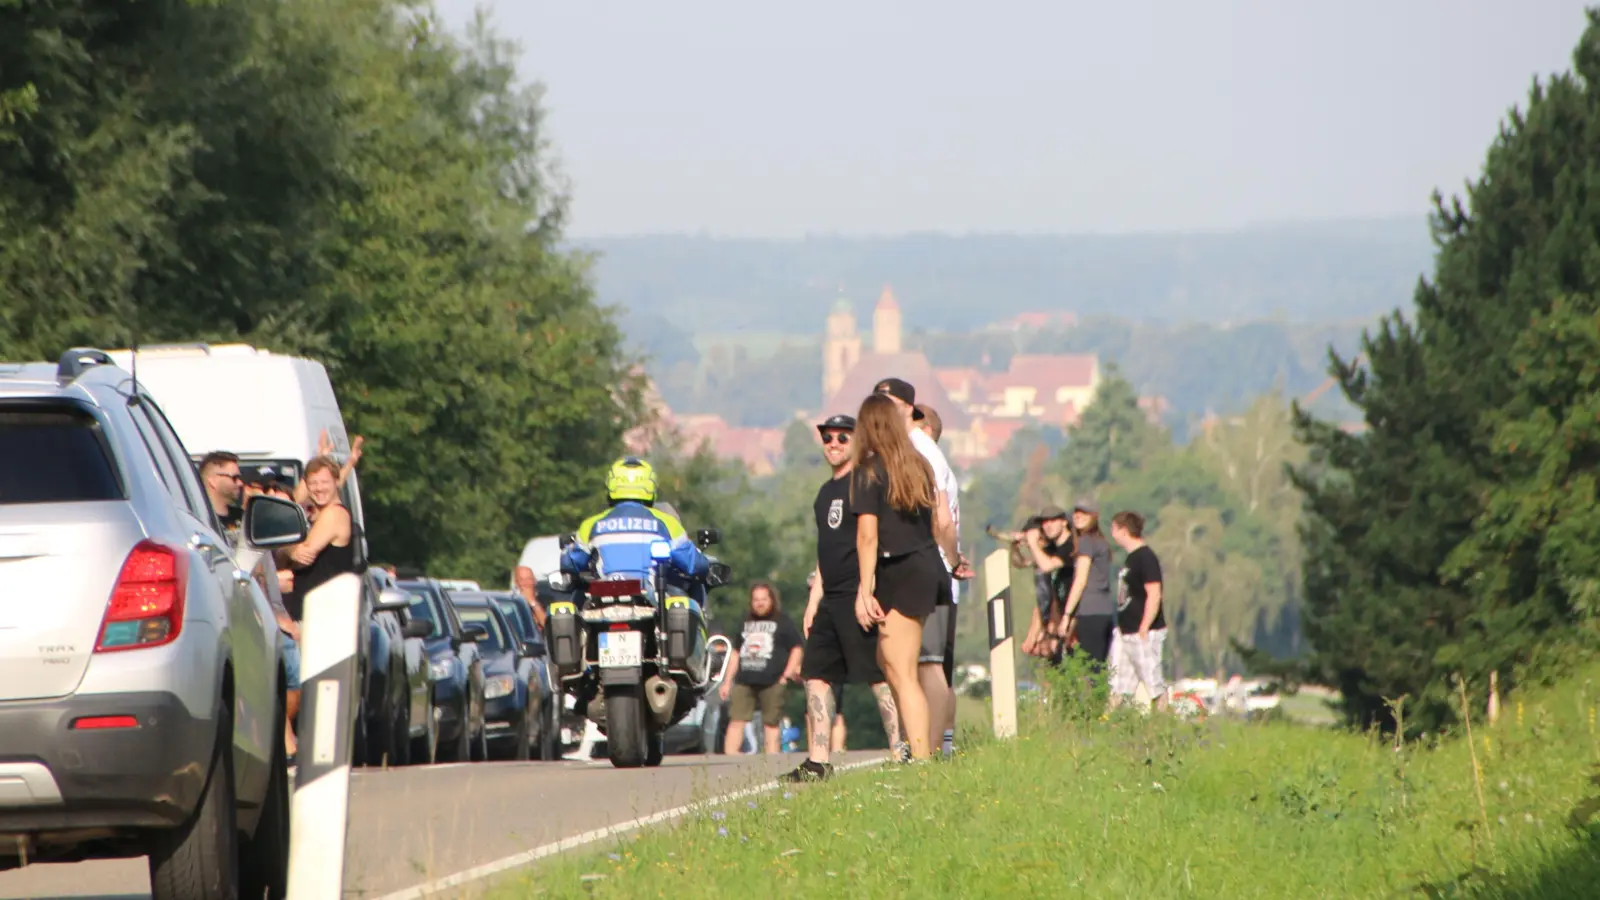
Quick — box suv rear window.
[0,405,124,504]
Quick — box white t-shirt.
[910,427,961,602]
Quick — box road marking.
[371,757,887,900]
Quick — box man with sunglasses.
[199,450,245,535]
[782,414,908,782]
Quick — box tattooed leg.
[872,682,902,748]
[805,680,835,764]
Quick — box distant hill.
[575,216,1436,338]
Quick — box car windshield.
[493,599,531,641]
[0,405,124,504]
[402,589,443,638]
[458,608,507,652]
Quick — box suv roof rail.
[57,348,117,384]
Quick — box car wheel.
[512,705,533,761]
[240,695,291,900]
[387,692,411,767]
[148,701,239,900]
[411,696,438,765]
[538,696,559,761]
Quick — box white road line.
[371,757,887,900]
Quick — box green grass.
[490,662,1600,899]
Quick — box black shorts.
[801,596,884,684]
[875,545,943,620]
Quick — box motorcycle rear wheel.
[604,685,648,768]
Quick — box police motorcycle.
[546,528,734,768]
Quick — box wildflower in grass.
[710,811,726,821]
[717,827,729,837]
[607,853,621,862]
[747,800,758,809]
[782,792,794,799]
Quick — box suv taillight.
[96,540,187,652]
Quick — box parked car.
[449,594,539,761]
[486,591,562,760]
[436,579,481,592]
[398,578,487,762]
[0,348,308,899]
[361,568,431,766]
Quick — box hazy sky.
[435,1,1593,238]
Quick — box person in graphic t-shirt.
[1109,510,1168,711]
[781,414,909,784]
[721,583,803,754]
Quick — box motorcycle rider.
[560,457,712,594]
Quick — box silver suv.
[0,348,308,900]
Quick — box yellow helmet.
[605,456,658,503]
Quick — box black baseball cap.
[873,378,926,420]
[817,414,855,433]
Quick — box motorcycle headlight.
[484,675,516,700]
[429,660,453,682]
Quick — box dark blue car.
[450,593,540,761]
[399,579,488,763]
[487,591,562,761]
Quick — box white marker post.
[286,572,363,899]
[984,550,1018,739]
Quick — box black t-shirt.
[1116,545,1166,634]
[218,504,242,534]
[734,614,803,686]
[814,474,860,599]
[851,461,935,558]
[1040,536,1073,613]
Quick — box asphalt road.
[0,750,881,900]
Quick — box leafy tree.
[1056,366,1165,496]
[1288,9,1600,735]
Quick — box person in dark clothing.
[276,454,360,759]
[849,393,945,762]
[721,582,803,754]
[782,414,908,783]
[1041,499,1117,666]
[1110,510,1168,711]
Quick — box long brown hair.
[850,393,935,513]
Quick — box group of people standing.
[777,377,971,782]
[721,377,1173,780]
[1011,500,1169,712]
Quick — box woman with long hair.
[850,393,944,760]
[1051,500,1117,666]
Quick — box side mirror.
[523,641,546,659]
[706,634,734,684]
[695,528,720,548]
[375,588,411,612]
[558,533,576,550]
[402,619,433,640]
[461,624,488,643]
[706,561,733,588]
[243,495,309,549]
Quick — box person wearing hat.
[782,414,908,782]
[1013,508,1074,664]
[871,378,968,757]
[1036,498,1118,667]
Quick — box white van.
[107,343,368,563]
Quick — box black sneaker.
[778,760,833,783]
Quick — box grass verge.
[490,661,1600,899]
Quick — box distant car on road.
[487,591,563,761]
[398,578,488,763]
[450,594,540,760]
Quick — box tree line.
[1,0,641,582]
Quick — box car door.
[128,398,271,770]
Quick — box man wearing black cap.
[872,378,967,758]
[783,414,908,782]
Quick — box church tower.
[873,285,902,355]
[822,298,861,401]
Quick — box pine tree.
[1290,8,1600,734]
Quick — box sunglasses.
[821,433,851,445]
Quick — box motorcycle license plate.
[598,631,643,668]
